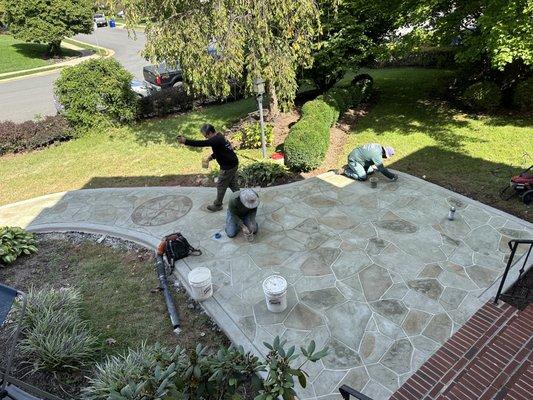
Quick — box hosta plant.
[0,226,38,264]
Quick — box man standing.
[342,143,398,181]
[226,189,259,239]
[178,124,239,211]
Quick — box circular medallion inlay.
[131,195,192,226]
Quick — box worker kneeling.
[226,189,259,239]
[343,143,398,181]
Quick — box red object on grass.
[271,152,284,160]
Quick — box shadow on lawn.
[356,88,486,150]
[389,146,530,222]
[11,42,78,59]
[81,173,218,189]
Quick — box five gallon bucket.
[262,275,288,313]
[188,267,213,301]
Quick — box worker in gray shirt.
[225,189,259,238]
[342,143,398,181]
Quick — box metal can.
[448,206,456,221]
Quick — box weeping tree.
[123,0,323,117]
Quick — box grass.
[0,234,229,397]
[63,38,109,56]
[0,98,264,206]
[341,68,533,221]
[0,34,80,74]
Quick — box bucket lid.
[262,275,287,295]
[188,267,211,285]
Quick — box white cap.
[239,189,260,209]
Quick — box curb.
[0,40,114,83]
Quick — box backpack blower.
[499,165,533,205]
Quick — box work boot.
[207,204,223,212]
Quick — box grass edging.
[0,39,113,81]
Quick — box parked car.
[93,14,108,27]
[142,62,183,91]
[117,10,125,18]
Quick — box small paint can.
[370,177,378,188]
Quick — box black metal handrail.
[494,239,533,304]
[339,385,374,400]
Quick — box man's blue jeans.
[225,210,258,238]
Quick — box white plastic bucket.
[188,267,213,301]
[262,275,288,313]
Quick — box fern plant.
[0,226,38,264]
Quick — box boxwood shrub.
[284,80,370,172]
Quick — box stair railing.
[339,385,374,400]
[494,239,533,304]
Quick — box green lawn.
[342,68,533,221]
[0,98,262,206]
[0,35,80,74]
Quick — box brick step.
[390,302,533,400]
[440,303,533,400]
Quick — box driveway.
[0,27,146,122]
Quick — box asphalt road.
[0,27,147,122]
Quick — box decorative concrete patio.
[0,172,531,399]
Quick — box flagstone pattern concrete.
[0,172,531,400]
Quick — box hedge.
[284,76,373,172]
[0,115,72,155]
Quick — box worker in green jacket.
[343,143,398,181]
[225,189,259,238]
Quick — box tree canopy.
[4,0,94,56]
[381,0,533,71]
[124,0,322,114]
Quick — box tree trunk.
[48,41,62,57]
[267,83,280,121]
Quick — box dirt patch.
[0,233,229,399]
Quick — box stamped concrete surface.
[0,172,531,400]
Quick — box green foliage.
[513,77,533,111]
[238,162,288,187]
[462,81,502,112]
[257,337,329,400]
[84,337,326,400]
[307,0,395,91]
[233,122,273,149]
[3,0,93,56]
[377,0,533,71]
[55,58,138,129]
[0,226,37,264]
[351,74,374,102]
[285,81,369,172]
[125,0,321,111]
[13,287,99,372]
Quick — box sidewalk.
[0,172,531,400]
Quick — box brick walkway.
[391,302,533,400]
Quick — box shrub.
[13,287,99,372]
[0,226,38,264]
[0,115,72,155]
[55,58,138,128]
[377,47,456,69]
[233,121,274,149]
[513,77,533,111]
[138,85,196,118]
[462,81,502,111]
[284,81,369,172]
[238,162,288,187]
[84,337,327,400]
